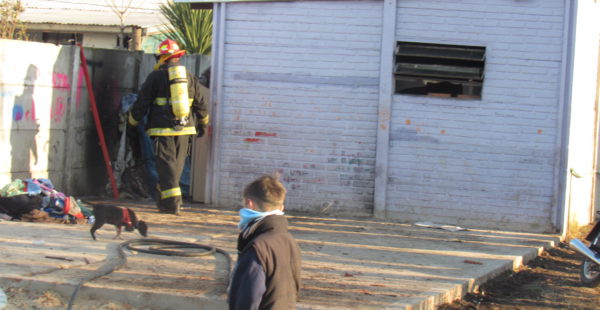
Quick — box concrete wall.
[0,39,99,194]
[0,39,210,197]
[216,0,382,214]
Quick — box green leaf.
[159,2,212,55]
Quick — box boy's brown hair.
[243,174,287,211]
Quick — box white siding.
[387,0,566,231]
[82,33,118,49]
[566,0,600,227]
[218,0,383,213]
[212,0,594,233]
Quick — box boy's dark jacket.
[230,214,301,310]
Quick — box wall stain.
[255,131,277,137]
[290,170,308,176]
[390,127,440,144]
[52,97,66,123]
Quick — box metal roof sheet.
[21,0,168,28]
[175,0,294,2]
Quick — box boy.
[229,174,302,310]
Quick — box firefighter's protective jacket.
[130,64,209,136]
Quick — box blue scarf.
[238,208,284,230]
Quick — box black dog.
[90,204,148,240]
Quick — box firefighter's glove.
[196,125,205,138]
[196,114,209,137]
[128,112,139,127]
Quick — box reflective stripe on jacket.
[147,127,196,136]
[130,65,209,137]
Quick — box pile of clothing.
[0,178,92,224]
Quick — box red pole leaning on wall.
[78,45,119,199]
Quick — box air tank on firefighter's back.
[168,65,190,121]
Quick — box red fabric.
[122,208,132,225]
[63,197,84,219]
[63,197,70,214]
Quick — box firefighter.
[129,39,209,215]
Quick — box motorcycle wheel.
[580,258,600,287]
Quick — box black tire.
[580,258,600,287]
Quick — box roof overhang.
[25,23,142,34]
[175,0,297,10]
[21,0,168,29]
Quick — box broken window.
[394,41,485,99]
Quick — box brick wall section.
[218,1,382,213]
[388,0,565,231]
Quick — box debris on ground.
[415,221,468,232]
[0,178,92,224]
[438,242,600,310]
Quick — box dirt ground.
[4,241,600,310]
[439,237,600,309]
[1,201,597,310]
[2,287,150,310]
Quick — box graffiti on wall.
[7,62,81,179]
[51,72,70,123]
[10,69,81,124]
[12,65,39,123]
[244,131,278,143]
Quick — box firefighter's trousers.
[152,135,191,214]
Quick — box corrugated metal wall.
[208,0,597,233]
[386,0,566,232]
[215,0,383,215]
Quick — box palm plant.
[160,1,212,55]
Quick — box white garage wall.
[565,0,600,228]
[211,0,599,233]
[387,0,566,232]
[216,0,383,213]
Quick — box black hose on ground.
[66,238,232,310]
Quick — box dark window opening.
[394,41,485,99]
[116,35,132,49]
[42,32,82,45]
